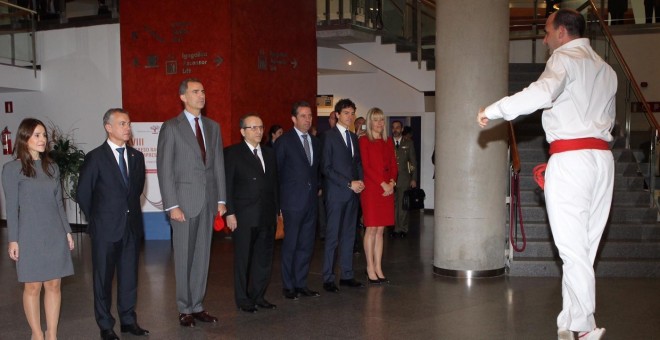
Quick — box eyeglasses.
[242,125,264,131]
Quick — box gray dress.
[2,159,74,282]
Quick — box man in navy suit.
[77,108,148,340]
[275,101,321,300]
[225,114,279,313]
[320,98,365,292]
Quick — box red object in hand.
[214,213,227,232]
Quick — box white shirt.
[336,124,353,156]
[484,38,617,143]
[184,110,206,147]
[107,139,128,176]
[245,141,265,172]
[294,127,313,163]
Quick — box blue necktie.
[344,129,352,156]
[117,147,129,187]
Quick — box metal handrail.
[0,0,38,77]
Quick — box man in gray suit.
[391,120,417,238]
[157,78,227,327]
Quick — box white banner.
[132,122,163,213]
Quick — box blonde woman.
[358,108,397,284]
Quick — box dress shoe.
[399,232,408,238]
[283,289,299,300]
[389,231,399,238]
[295,287,320,297]
[237,304,257,313]
[120,323,149,336]
[339,278,365,288]
[192,310,218,323]
[100,329,119,340]
[323,282,340,292]
[178,313,196,327]
[256,300,277,309]
[378,276,390,284]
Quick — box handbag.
[275,214,285,240]
[403,188,425,210]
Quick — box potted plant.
[47,122,86,225]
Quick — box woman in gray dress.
[2,118,74,340]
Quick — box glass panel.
[0,2,36,68]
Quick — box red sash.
[533,138,609,190]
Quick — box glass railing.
[0,1,37,75]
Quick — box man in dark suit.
[157,78,227,327]
[275,101,321,300]
[225,114,279,313]
[77,108,148,340]
[320,98,365,292]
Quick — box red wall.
[120,0,317,144]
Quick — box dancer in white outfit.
[477,9,616,340]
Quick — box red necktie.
[195,117,206,164]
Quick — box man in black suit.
[77,108,148,340]
[320,98,365,292]
[225,114,279,313]
[275,101,321,300]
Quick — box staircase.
[507,64,660,277]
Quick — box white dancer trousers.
[544,149,614,332]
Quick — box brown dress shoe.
[192,310,218,323]
[179,313,196,327]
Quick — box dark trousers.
[645,2,659,23]
[91,227,139,331]
[281,199,317,290]
[322,196,358,283]
[232,223,275,307]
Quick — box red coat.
[358,137,398,226]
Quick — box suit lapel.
[101,143,129,191]
[241,142,264,174]
[176,112,204,165]
[291,131,312,166]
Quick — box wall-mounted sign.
[4,101,13,113]
[316,95,333,109]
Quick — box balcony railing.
[0,0,37,76]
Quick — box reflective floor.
[1,213,659,339]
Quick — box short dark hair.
[553,9,585,37]
[291,101,311,117]
[179,78,202,95]
[239,113,260,129]
[391,120,403,128]
[334,98,356,113]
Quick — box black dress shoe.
[339,278,365,288]
[378,276,390,283]
[192,310,218,323]
[389,231,399,238]
[323,282,339,292]
[256,300,277,309]
[237,305,257,313]
[121,323,149,336]
[400,232,407,238]
[100,329,120,340]
[179,313,196,327]
[283,289,299,300]
[295,287,320,297]
[367,277,381,284]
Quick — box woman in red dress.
[359,108,397,284]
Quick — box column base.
[433,266,505,278]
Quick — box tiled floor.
[1,213,659,339]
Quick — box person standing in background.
[391,120,417,238]
[358,108,397,284]
[276,101,322,300]
[77,108,149,340]
[157,78,227,327]
[3,118,74,340]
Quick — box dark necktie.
[344,129,352,156]
[396,140,400,149]
[116,147,129,187]
[195,117,206,164]
[302,134,312,165]
[253,148,264,172]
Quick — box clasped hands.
[380,180,395,196]
[349,180,365,194]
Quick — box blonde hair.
[365,107,388,141]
